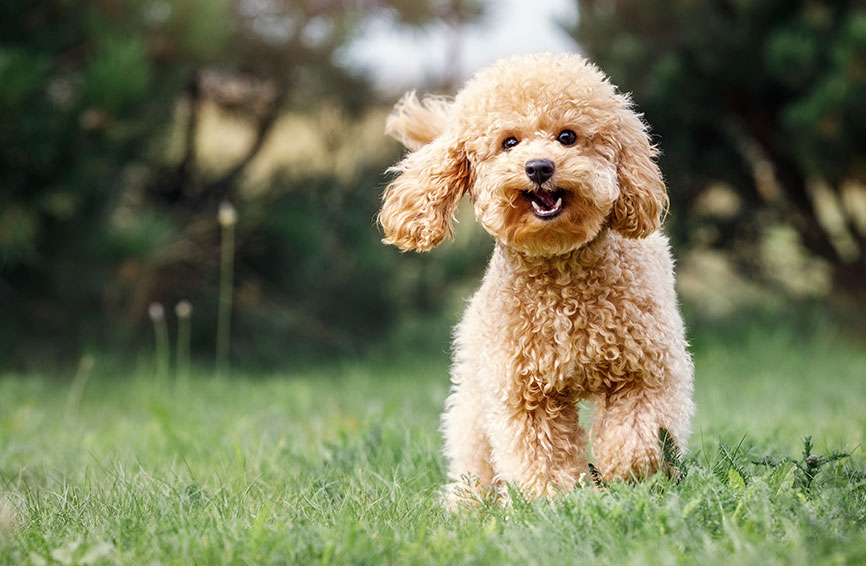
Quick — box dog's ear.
[610,101,668,238]
[378,130,472,252]
[385,91,452,151]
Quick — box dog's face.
[379,53,667,257]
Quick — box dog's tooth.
[530,194,564,217]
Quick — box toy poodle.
[378,52,694,507]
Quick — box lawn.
[1,308,865,565]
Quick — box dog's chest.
[496,263,657,397]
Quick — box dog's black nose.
[525,159,555,184]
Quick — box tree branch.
[730,110,843,264]
[196,88,286,206]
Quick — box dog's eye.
[502,136,519,151]
[557,130,577,146]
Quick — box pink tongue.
[535,191,557,209]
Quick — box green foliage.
[573,0,866,297]
[0,49,52,106]
[0,1,487,368]
[104,210,177,258]
[0,1,198,364]
[0,205,38,261]
[83,36,151,114]
[659,426,687,482]
[754,435,852,493]
[176,0,234,56]
[228,165,491,365]
[712,435,751,487]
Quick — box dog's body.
[379,53,694,506]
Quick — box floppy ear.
[378,130,472,252]
[385,91,452,151]
[610,102,669,238]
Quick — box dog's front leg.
[484,383,587,500]
[590,380,691,482]
[440,378,497,510]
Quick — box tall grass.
[1,308,864,565]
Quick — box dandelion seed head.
[175,300,193,318]
[218,201,237,228]
[148,302,165,321]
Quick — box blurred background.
[2,0,865,371]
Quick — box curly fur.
[378,53,694,507]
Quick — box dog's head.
[378,53,667,256]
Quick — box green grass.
[1,312,865,565]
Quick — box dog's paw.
[592,425,663,482]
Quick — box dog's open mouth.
[523,189,565,219]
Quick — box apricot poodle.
[378,53,694,507]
